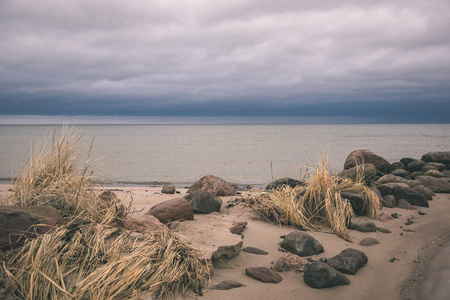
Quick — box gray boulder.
[340,191,367,216]
[409,171,424,180]
[326,248,368,275]
[400,158,417,166]
[304,262,350,289]
[390,169,409,178]
[391,185,428,207]
[442,170,450,177]
[337,164,376,182]
[377,183,410,196]
[344,150,391,173]
[422,151,450,164]
[359,237,380,246]
[349,219,377,232]
[184,191,222,214]
[391,162,405,170]
[416,176,450,193]
[406,160,426,172]
[424,162,446,172]
[265,177,304,190]
[381,195,396,208]
[424,170,444,178]
[188,175,236,196]
[280,231,324,256]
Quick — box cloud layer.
[1,0,449,122]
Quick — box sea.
[0,124,449,187]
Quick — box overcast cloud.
[0,0,449,123]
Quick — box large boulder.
[377,183,410,196]
[390,169,409,178]
[412,185,434,200]
[245,267,283,283]
[391,185,428,207]
[145,198,194,224]
[381,195,396,208]
[344,150,391,173]
[337,164,376,183]
[188,175,236,196]
[265,177,304,190]
[303,262,350,289]
[0,206,64,250]
[422,151,450,164]
[377,174,408,185]
[326,248,368,275]
[184,191,222,214]
[280,231,324,256]
[424,162,446,172]
[340,191,367,216]
[415,176,450,193]
[423,170,444,178]
[400,158,418,166]
[406,160,426,172]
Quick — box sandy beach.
[2,183,448,300]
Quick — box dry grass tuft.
[1,127,209,299]
[248,156,380,240]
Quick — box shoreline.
[1,183,449,299]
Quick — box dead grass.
[1,127,209,299]
[249,156,380,241]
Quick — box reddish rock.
[145,198,194,224]
[188,175,236,196]
[396,199,418,210]
[359,237,380,246]
[344,150,391,173]
[0,205,64,249]
[245,267,283,283]
[274,254,308,272]
[229,221,247,235]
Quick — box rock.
[184,191,222,214]
[422,151,450,164]
[412,185,434,200]
[340,191,367,216]
[377,227,391,233]
[210,281,246,290]
[416,176,450,193]
[391,185,428,207]
[242,247,269,255]
[280,231,324,256]
[327,248,368,275]
[377,174,408,185]
[391,162,405,170]
[337,164,377,182]
[424,162,446,171]
[188,175,236,196]
[349,219,377,232]
[123,215,169,233]
[161,185,176,194]
[379,212,394,222]
[406,160,426,172]
[442,170,450,177]
[344,150,391,173]
[405,180,422,189]
[421,165,439,172]
[424,170,444,178]
[400,158,417,166]
[359,237,380,246]
[304,262,350,289]
[212,241,243,260]
[245,267,283,283]
[273,254,308,272]
[229,221,247,235]
[265,178,304,190]
[390,169,409,178]
[145,198,194,224]
[377,183,410,196]
[396,199,418,210]
[381,195,396,208]
[0,206,64,249]
[408,171,424,180]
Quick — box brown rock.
[161,185,176,194]
[245,267,283,283]
[123,215,169,232]
[396,199,418,210]
[188,175,236,196]
[0,205,64,249]
[359,237,380,246]
[229,221,247,234]
[274,254,308,272]
[145,198,194,224]
[344,150,391,173]
[412,185,434,200]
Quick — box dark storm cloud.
[0,0,449,123]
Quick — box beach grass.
[1,127,209,299]
[248,156,380,241]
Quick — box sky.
[0,0,449,124]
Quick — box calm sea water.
[0,124,449,186]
